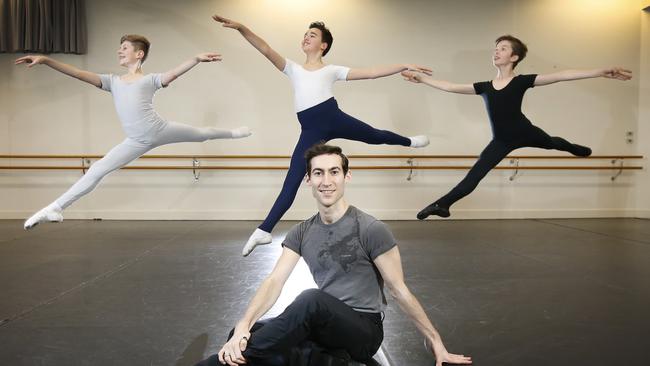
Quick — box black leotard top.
[473,74,538,141]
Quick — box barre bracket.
[406,158,415,181]
[192,158,201,181]
[81,157,92,175]
[509,158,520,181]
[611,159,624,181]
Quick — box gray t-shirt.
[283,206,397,313]
[98,73,167,140]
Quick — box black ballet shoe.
[417,203,450,220]
[572,144,592,157]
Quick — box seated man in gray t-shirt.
[196,144,472,366]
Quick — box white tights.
[55,121,235,209]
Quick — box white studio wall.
[0,0,645,220]
[635,3,650,217]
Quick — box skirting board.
[1,209,646,220]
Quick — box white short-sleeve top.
[282,58,350,112]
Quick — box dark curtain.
[0,0,87,54]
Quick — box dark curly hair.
[309,21,333,56]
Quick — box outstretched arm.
[212,14,286,71]
[160,52,221,87]
[534,67,632,86]
[375,247,472,366]
[402,70,476,94]
[218,247,300,366]
[15,55,101,87]
[347,64,432,81]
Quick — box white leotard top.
[282,58,350,112]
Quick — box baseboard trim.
[1,208,645,220]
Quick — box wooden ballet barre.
[0,154,643,159]
[0,154,642,181]
[0,165,642,170]
[349,155,644,159]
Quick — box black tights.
[436,125,591,209]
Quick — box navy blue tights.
[259,98,411,232]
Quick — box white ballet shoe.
[242,228,272,257]
[231,126,252,139]
[24,203,63,230]
[409,135,430,148]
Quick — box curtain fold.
[0,0,86,54]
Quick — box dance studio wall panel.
[635,6,650,217]
[0,0,645,220]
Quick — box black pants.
[437,125,587,208]
[195,289,384,366]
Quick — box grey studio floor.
[1,218,649,366]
